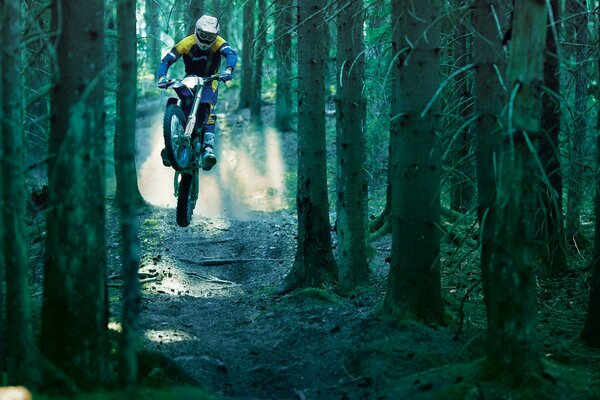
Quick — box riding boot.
[160,148,171,167]
[201,131,217,171]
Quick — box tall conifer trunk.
[274,0,293,131]
[187,0,205,33]
[117,0,141,386]
[145,0,161,73]
[581,11,600,349]
[538,0,567,276]
[384,0,443,323]
[565,0,589,245]
[239,0,255,109]
[449,13,474,214]
[484,0,545,382]
[335,0,369,293]
[283,0,336,292]
[42,0,110,388]
[250,0,266,125]
[473,0,506,309]
[0,0,5,376]
[2,0,41,386]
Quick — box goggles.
[196,30,217,45]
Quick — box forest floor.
[28,88,600,399]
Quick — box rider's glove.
[222,67,234,82]
[157,75,168,89]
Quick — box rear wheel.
[176,173,195,227]
[163,105,190,171]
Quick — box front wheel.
[163,104,190,171]
[176,173,197,227]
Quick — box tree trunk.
[537,0,567,276]
[0,0,5,377]
[1,0,42,387]
[384,0,443,323]
[42,0,110,388]
[581,11,600,349]
[484,0,545,382]
[213,0,232,39]
[24,0,51,186]
[250,0,266,125]
[187,0,205,34]
[335,0,369,294]
[144,0,161,75]
[583,124,600,348]
[565,0,589,246]
[239,0,255,109]
[117,0,142,386]
[473,0,506,310]
[449,15,474,215]
[283,0,337,292]
[274,0,293,131]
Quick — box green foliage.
[33,386,213,400]
[283,287,345,305]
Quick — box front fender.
[166,97,179,108]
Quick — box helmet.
[195,15,220,50]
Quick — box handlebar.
[158,73,229,89]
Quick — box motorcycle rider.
[156,15,237,171]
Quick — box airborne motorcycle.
[160,74,227,227]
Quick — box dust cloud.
[137,113,288,221]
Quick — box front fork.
[185,85,205,137]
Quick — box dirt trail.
[125,95,395,399]
[119,95,600,400]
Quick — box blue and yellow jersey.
[156,35,237,79]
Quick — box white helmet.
[195,15,220,50]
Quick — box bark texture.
[537,0,567,276]
[187,0,205,33]
[2,0,41,387]
[274,0,293,131]
[473,0,506,309]
[384,0,443,323]
[250,0,266,125]
[239,0,255,109]
[42,0,110,388]
[0,0,5,376]
[145,0,161,73]
[581,11,600,348]
[117,0,142,386]
[335,0,369,293]
[484,0,545,382]
[449,13,474,214]
[565,0,589,245]
[283,0,337,291]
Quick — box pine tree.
[274,0,293,131]
[473,0,506,307]
[2,0,41,386]
[42,0,110,388]
[117,0,142,386]
[239,0,255,109]
[538,0,567,276]
[384,0,443,323]
[335,0,369,293]
[483,0,546,382]
[250,0,266,125]
[283,0,337,292]
[565,0,589,246]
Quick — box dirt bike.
[160,74,227,227]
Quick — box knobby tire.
[163,105,188,171]
[176,173,194,227]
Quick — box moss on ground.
[33,386,213,400]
